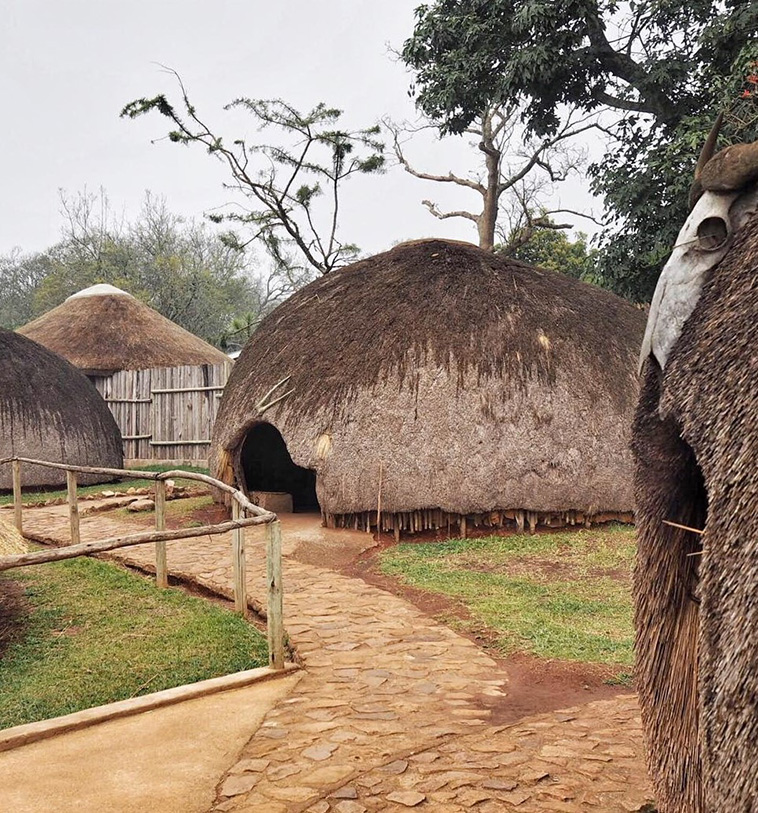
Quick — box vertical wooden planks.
[232,500,247,616]
[267,519,285,669]
[99,362,231,463]
[12,459,22,534]
[154,479,168,588]
[66,469,80,545]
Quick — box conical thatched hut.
[211,239,646,534]
[634,131,758,811]
[0,329,123,489]
[18,284,229,376]
[18,285,231,463]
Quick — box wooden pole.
[66,470,80,545]
[232,500,247,617]
[11,459,22,534]
[267,520,285,669]
[154,479,168,588]
[0,516,270,572]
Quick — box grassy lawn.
[0,464,209,507]
[0,554,268,729]
[380,524,636,667]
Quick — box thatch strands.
[633,211,758,810]
[0,517,26,556]
[0,329,123,489]
[212,239,646,528]
[18,284,228,375]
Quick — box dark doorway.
[240,422,319,512]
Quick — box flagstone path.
[14,502,654,812]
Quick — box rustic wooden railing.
[0,456,285,670]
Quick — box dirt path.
[12,504,654,812]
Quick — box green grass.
[0,554,267,728]
[380,524,636,666]
[0,464,209,506]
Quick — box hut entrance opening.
[646,412,708,598]
[240,423,319,513]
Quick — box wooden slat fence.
[91,362,232,462]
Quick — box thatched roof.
[633,212,758,810]
[18,285,228,375]
[0,517,26,555]
[0,329,123,488]
[212,239,645,531]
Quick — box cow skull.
[640,117,758,371]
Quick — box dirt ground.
[0,578,28,658]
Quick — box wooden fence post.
[232,501,247,616]
[12,459,22,534]
[66,470,80,545]
[154,479,168,588]
[267,520,285,669]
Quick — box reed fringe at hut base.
[324,507,634,535]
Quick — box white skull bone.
[640,186,758,371]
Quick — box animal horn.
[689,113,724,209]
[694,112,724,180]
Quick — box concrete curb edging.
[0,662,300,753]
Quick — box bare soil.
[0,578,29,658]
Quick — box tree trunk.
[477,119,501,252]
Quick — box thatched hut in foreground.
[212,239,645,535]
[0,329,123,489]
[634,132,758,810]
[18,285,231,463]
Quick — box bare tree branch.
[422,200,479,223]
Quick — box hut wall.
[226,359,637,524]
[93,362,231,464]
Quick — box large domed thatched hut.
[0,329,123,489]
[18,285,232,464]
[211,239,646,536]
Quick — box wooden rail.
[0,456,287,670]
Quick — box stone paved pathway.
[14,502,654,812]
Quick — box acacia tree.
[402,0,758,299]
[121,72,385,280]
[387,104,597,251]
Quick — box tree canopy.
[505,225,598,281]
[0,190,268,347]
[402,0,758,300]
[122,73,385,279]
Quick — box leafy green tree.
[0,189,267,347]
[402,0,758,300]
[503,223,598,281]
[0,249,53,329]
[122,71,385,279]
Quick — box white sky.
[0,0,601,261]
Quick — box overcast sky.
[0,0,601,262]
